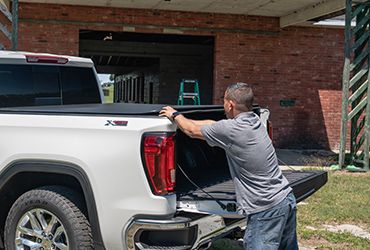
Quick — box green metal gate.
[339,0,370,171]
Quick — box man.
[159,82,298,250]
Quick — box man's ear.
[228,100,235,110]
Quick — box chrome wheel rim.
[15,208,69,250]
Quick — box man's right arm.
[173,115,215,140]
[191,119,216,126]
[159,106,215,139]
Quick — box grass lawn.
[297,170,370,249]
[103,85,114,103]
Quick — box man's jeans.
[243,192,299,250]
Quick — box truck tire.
[4,187,93,250]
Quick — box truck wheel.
[4,187,93,250]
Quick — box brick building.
[0,0,349,149]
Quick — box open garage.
[79,30,214,104]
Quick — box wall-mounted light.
[103,33,113,41]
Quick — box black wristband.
[171,111,180,120]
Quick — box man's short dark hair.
[225,82,254,111]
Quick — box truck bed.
[175,123,328,205]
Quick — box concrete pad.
[323,224,370,240]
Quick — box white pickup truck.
[0,51,327,250]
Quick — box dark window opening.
[80,30,214,105]
[0,64,101,107]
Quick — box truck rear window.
[0,64,101,107]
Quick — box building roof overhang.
[3,0,367,27]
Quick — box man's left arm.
[159,106,215,139]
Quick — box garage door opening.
[79,30,214,104]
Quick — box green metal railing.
[339,0,370,171]
[0,0,18,50]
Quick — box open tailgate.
[177,170,327,217]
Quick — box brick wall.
[1,3,345,149]
[213,29,344,149]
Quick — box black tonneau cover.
[0,103,224,116]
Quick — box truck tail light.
[26,55,69,64]
[267,120,273,140]
[142,133,176,195]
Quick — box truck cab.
[0,51,103,107]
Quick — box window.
[0,64,101,107]
[32,66,61,106]
[61,67,101,104]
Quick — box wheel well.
[0,161,105,249]
[0,172,87,244]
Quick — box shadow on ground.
[276,149,337,167]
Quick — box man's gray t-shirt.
[201,111,292,215]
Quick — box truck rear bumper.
[125,214,246,250]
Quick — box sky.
[98,74,112,84]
